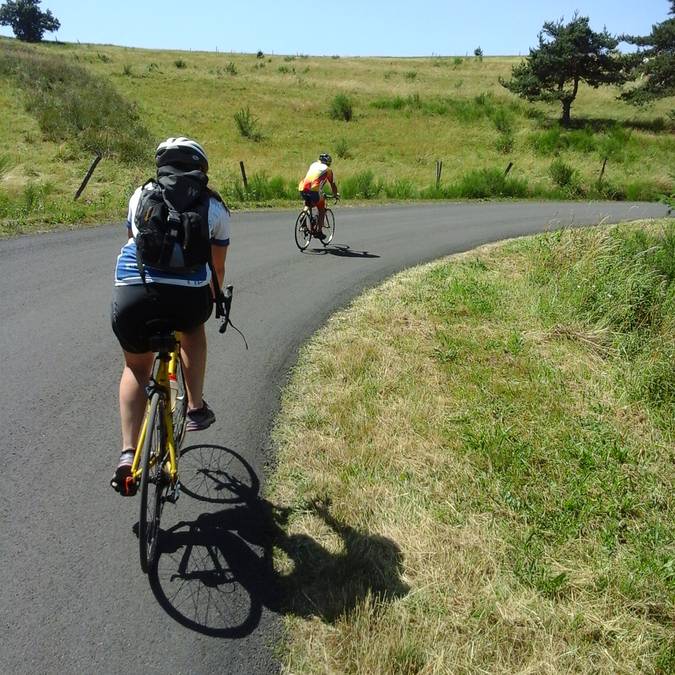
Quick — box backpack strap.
[134,178,156,289]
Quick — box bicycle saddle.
[145,319,177,353]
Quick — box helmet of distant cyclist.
[155,137,209,172]
[319,153,332,166]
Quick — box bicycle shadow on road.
[148,443,409,638]
[305,243,380,258]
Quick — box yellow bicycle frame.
[130,335,182,484]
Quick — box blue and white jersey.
[114,185,231,287]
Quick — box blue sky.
[0,1,670,56]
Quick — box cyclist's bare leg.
[180,323,207,411]
[317,205,326,231]
[119,350,153,451]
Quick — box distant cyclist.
[110,137,230,494]
[298,153,339,239]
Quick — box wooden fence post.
[435,160,443,189]
[239,161,249,191]
[597,157,608,186]
[504,161,513,176]
[74,153,102,200]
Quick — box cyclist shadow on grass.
[148,443,409,638]
[306,243,380,258]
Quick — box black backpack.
[134,164,214,280]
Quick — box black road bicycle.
[294,195,339,251]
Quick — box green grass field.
[270,219,674,673]
[0,37,673,234]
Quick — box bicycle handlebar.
[218,284,234,334]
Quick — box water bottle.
[169,373,178,411]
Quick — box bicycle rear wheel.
[294,211,311,251]
[323,209,335,245]
[139,392,169,573]
[171,355,188,449]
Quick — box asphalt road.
[0,201,669,674]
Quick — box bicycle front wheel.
[294,211,311,251]
[323,209,335,245]
[139,392,169,573]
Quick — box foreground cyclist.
[298,152,339,238]
[110,137,230,494]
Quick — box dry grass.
[269,220,674,673]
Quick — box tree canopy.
[500,15,626,125]
[621,1,675,104]
[0,0,60,43]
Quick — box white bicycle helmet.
[155,137,209,172]
[319,152,332,166]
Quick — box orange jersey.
[298,161,334,193]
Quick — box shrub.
[383,179,418,199]
[530,127,563,155]
[495,133,514,154]
[335,138,351,159]
[330,94,354,121]
[453,57,463,66]
[221,172,294,202]
[174,59,187,69]
[0,43,150,161]
[248,173,291,200]
[341,171,380,199]
[122,64,132,76]
[404,71,417,80]
[256,50,264,59]
[225,62,237,75]
[597,126,632,162]
[491,107,513,134]
[234,107,264,141]
[371,95,408,110]
[566,127,596,153]
[549,159,578,189]
[531,126,598,156]
[624,181,662,202]
[457,168,528,198]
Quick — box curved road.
[0,201,669,674]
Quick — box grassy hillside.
[0,38,674,234]
[271,219,674,673]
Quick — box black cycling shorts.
[111,283,213,353]
[300,190,321,206]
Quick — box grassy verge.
[270,219,674,673]
[0,39,673,235]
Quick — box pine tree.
[621,1,675,104]
[500,15,625,126]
